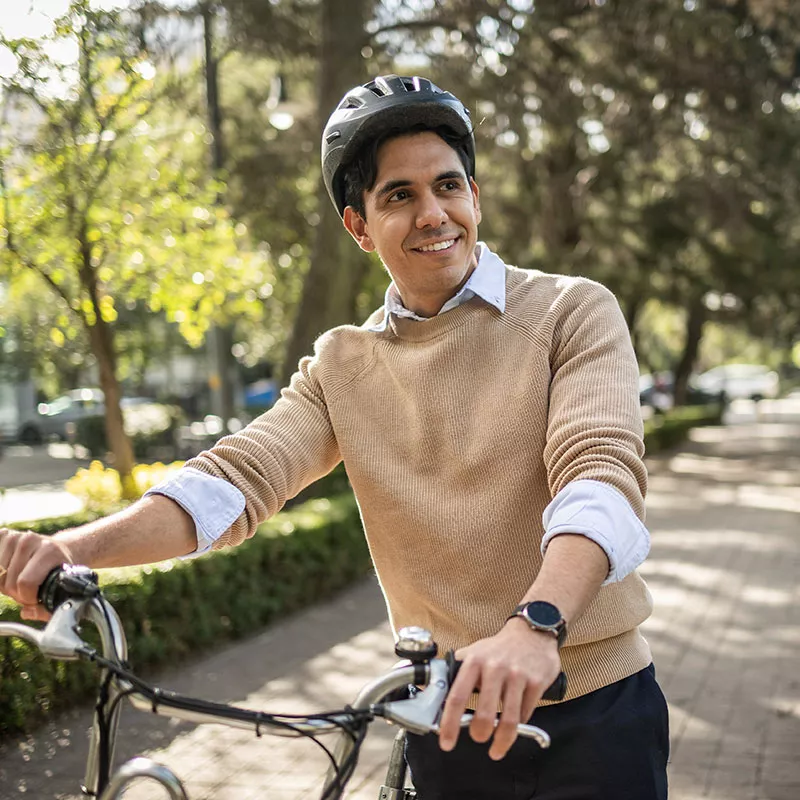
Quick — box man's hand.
[0,529,74,621]
[437,618,561,760]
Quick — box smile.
[416,238,457,253]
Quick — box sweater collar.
[368,242,507,333]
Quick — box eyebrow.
[375,170,466,200]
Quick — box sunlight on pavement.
[0,486,83,525]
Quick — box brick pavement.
[0,412,798,799]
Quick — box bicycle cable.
[76,645,373,800]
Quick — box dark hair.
[342,124,473,219]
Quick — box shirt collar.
[369,242,507,332]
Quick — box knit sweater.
[186,265,654,701]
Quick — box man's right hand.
[0,529,74,621]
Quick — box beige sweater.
[187,266,653,701]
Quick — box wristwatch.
[507,601,567,648]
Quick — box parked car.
[18,388,104,444]
[693,364,780,402]
[17,388,155,444]
[639,372,724,411]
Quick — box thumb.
[20,605,51,622]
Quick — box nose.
[415,190,448,229]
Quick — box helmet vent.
[371,76,392,96]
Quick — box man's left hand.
[437,617,561,760]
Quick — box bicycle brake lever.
[432,714,551,749]
[379,659,450,735]
[38,598,92,660]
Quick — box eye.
[388,188,410,202]
[439,180,461,192]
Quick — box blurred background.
[0,0,799,491]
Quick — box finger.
[520,681,542,725]
[488,671,526,760]
[19,544,69,609]
[20,604,51,622]
[5,534,39,604]
[468,661,505,744]
[0,530,12,587]
[438,659,480,751]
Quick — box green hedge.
[643,403,724,453]
[0,493,370,739]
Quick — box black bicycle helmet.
[322,75,475,217]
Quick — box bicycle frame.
[0,597,424,798]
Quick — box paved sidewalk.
[0,416,798,799]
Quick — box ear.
[343,206,376,252]
[470,178,482,225]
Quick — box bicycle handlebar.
[0,566,558,799]
[446,651,567,702]
[37,564,101,611]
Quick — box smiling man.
[0,76,668,799]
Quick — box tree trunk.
[673,293,707,407]
[622,293,642,355]
[79,235,136,498]
[87,319,136,496]
[540,132,581,262]
[203,1,236,425]
[280,0,370,385]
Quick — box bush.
[64,460,185,512]
[74,402,183,459]
[0,493,370,739]
[643,404,723,453]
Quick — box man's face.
[343,131,482,317]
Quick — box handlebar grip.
[445,651,567,702]
[37,565,100,612]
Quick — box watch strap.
[507,601,567,648]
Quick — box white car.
[693,364,780,402]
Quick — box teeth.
[418,239,456,252]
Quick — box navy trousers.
[405,664,669,799]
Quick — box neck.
[393,251,479,317]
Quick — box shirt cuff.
[541,479,650,585]
[144,467,246,558]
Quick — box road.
[0,395,798,799]
[0,443,89,525]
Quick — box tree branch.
[2,154,80,318]
[78,21,101,124]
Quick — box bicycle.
[0,565,566,799]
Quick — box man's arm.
[1,338,343,620]
[437,534,609,760]
[439,281,647,760]
[0,494,195,621]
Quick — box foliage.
[0,493,371,739]
[399,0,800,375]
[2,0,799,410]
[0,2,279,486]
[64,459,185,512]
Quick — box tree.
[0,1,273,493]
[152,0,800,390]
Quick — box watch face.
[525,601,561,626]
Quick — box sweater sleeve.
[543,281,647,519]
[184,347,341,549]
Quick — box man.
[0,75,668,798]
